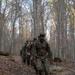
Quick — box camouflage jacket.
[32,40,52,60]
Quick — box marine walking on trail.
[20,33,52,75]
[20,42,27,63]
[20,40,31,65]
[31,34,52,75]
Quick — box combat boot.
[45,72,50,75]
[39,71,45,75]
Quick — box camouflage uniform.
[33,40,52,75]
[26,41,31,65]
[20,45,27,63]
[30,39,37,72]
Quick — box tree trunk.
[33,0,44,38]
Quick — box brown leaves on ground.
[0,56,75,75]
[0,56,36,75]
[50,58,75,75]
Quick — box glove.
[50,59,54,65]
[27,53,30,55]
[31,57,36,64]
[33,59,36,64]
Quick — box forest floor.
[0,55,75,75]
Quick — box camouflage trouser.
[36,58,50,75]
[22,55,26,63]
[27,55,31,65]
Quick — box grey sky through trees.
[0,0,75,62]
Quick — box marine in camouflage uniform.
[30,38,37,72]
[26,40,32,65]
[32,34,52,75]
[20,42,27,63]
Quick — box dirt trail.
[0,55,75,75]
[0,56,36,75]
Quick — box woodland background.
[0,0,75,62]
